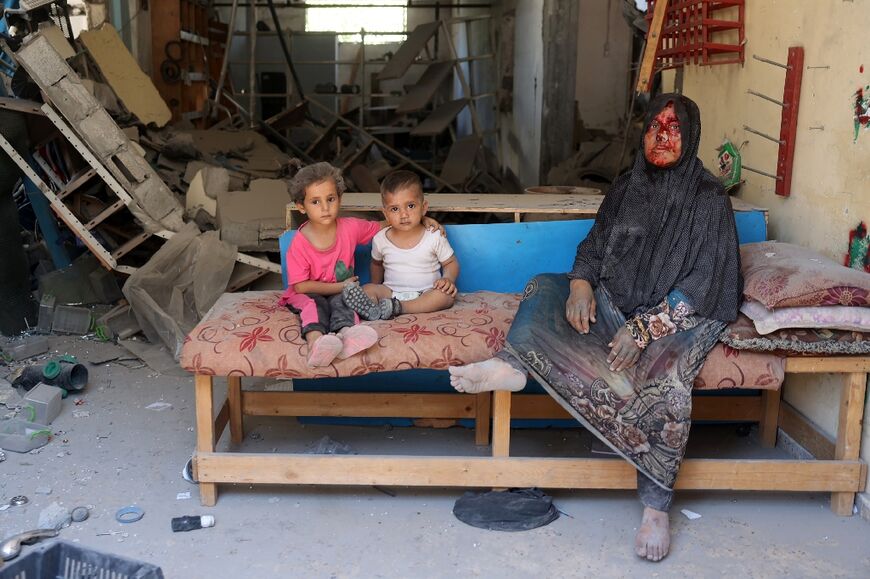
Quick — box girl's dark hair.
[289,162,346,203]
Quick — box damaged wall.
[575,0,632,134]
[663,0,870,510]
[497,0,544,186]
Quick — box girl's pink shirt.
[278,217,381,306]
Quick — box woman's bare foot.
[635,506,670,562]
[447,358,527,393]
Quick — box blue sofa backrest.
[280,212,767,294]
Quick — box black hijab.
[569,93,742,322]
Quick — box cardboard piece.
[217,179,290,251]
[79,24,171,127]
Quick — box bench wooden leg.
[831,372,867,516]
[492,391,512,457]
[228,375,243,444]
[195,374,218,506]
[474,392,492,445]
[760,389,781,448]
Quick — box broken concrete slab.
[15,32,184,233]
[39,24,75,60]
[185,169,218,222]
[216,179,290,251]
[79,24,171,127]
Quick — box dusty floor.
[2,336,870,578]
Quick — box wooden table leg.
[831,372,867,515]
[760,389,781,448]
[474,392,492,446]
[492,391,512,457]
[195,374,218,506]
[228,375,243,444]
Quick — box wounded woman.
[448,93,742,562]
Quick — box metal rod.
[742,165,782,180]
[248,2,257,125]
[743,125,784,145]
[214,0,239,111]
[746,89,785,108]
[752,54,789,69]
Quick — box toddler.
[342,170,459,320]
[279,163,442,367]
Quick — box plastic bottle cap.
[200,515,215,528]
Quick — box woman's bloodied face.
[644,102,682,168]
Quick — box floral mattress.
[180,291,784,391]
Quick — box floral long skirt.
[501,274,725,490]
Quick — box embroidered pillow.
[721,314,870,355]
[740,300,870,335]
[741,241,870,308]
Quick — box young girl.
[279,163,442,367]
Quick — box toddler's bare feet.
[337,325,378,359]
[635,507,670,562]
[448,358,526,393]
[306,334,342,367]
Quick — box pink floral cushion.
[181,290,784,391]
[694,343,785,391]
[742,241,870,308]
[181,291,520,378]
[721,313,870,355]
[740,299,870,334]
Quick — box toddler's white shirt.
[371,228,455,293]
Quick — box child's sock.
[377,298,402,320]
[306,334,343,367]
[342,283,381,321]
[336,325,378,359]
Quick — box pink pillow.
[741,242,870,308]
[740,300,870,335]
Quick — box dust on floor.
[1,336,869,578]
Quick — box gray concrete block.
[47,77,98,123]
[17,35,69,87]
[113,149,151,184]
[76,110,125,158]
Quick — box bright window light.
[305,0,407,44]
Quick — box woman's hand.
[566,279,596,333]
[422,216,447,236]
[608,326,641,372]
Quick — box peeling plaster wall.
[664,0,870,500]
[575,0,632,134]
[498,0,544,186]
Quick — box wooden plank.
[84,199,126,230]
[411,99,468,136]
[228,376,243,444]
[242,391,477,419]
[635,0,669,94]
[832,372,867,515]
[510,394,762,422]
[396,61,455,114]
[194,374,217,506]
[778,401,835,460]
[56,168,97,201]
[285,193,764,229]
[377,21,440,81]
[785,357,870,373]
[194,454,866,492]
[475,392,491,446]
[0,96,44,115]
[492,391,512,457]
[214,398,230,443]
[440,137,481,186]
[760,389,781,448]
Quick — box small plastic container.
[0,418,51,453]
[0,540,164,578]
[23,383,64,425]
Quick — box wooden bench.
[184,208,866,514]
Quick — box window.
[305,0,407,45]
